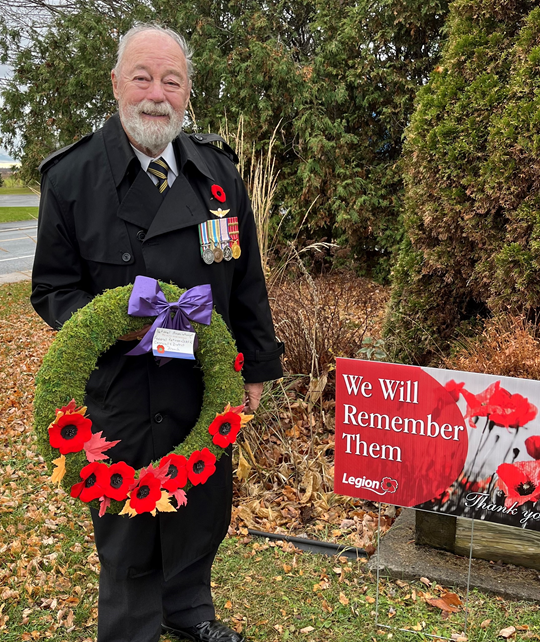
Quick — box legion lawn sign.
[335,359,540,532]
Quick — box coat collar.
[102,113,216,238]
[102,112,215,187]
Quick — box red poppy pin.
[211,184,226,203]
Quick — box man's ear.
[111,69,119,100]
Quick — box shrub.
[386,0,540,364]
[269,270,388,385]
[445,315,540,381]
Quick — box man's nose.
[146,80,165,102]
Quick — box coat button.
[195,135,204,141]
[136,230,146,242]
[121,252,131,262]
[154,413,164,424]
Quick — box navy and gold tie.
[148,157,170,195]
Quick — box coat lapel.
[145,172,210,241]
[116,169,162,229]
[103,117,216,239]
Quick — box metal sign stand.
[374,504,475,641]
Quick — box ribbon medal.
[198,221,214,265]
[219,218,233,261]
[209,219,224,263]
[228,216,241,259]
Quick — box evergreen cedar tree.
[385,0,540,365]
[0,0,448,279]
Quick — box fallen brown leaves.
[0,284,99,637]
[230,395,397,550]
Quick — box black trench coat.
[31,113,283,580]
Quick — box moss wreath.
[34,281,249,517]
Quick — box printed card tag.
[152,327,196,360]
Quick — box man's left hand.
[244,382,264,413]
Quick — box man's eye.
[134,77,149,83]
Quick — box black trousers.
[97,549,216,642]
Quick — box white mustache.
[136,101,172,117]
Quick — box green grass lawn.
[0,281,538,641]
[0,207,38,223]
[0,186,35,195]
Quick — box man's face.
[111,31,192,157]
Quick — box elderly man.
[31,24,283,642]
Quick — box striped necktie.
[148,157,170,195]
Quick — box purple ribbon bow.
[126,276,213,364]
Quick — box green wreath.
[34,281,249,517]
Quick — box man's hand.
[244,382,264,413]
[118,324,152,341]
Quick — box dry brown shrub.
[231,272,393,546]
[268,272,388,383]
[444,315,540,379]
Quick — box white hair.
[115,23,194,79]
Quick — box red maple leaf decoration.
[84,431,121,462]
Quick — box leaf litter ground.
[0,281,538,641]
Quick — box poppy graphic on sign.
[157,345,165,354]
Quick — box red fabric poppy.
[496,461,540,507]
[70,462,107,502]
[187,448,216,485]
[49,412,93,455]
[208,412,241,448]
[234,353,244,372]
[444,380,464,402]
[129,471,163,514]
[208,412,242,448]
[159,454,188,492]
[381,477,398,493]
[98,461,136,501]
[525,436,540,460]
[211,184,226,203]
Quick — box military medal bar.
[209,219,224,263]
[198,220,215,264]
[219,218,233,261]
[227,217,241,259]
[198,217,241,264]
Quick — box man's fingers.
[244,382,264,412]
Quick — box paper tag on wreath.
[152,327,196,360]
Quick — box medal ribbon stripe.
[210,219,221,247]
[198,222,206,257]
[227,216,239,241]
[219,218,231,244]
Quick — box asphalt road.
[0,194,40,207]
[0,220,37,280]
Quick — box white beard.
[120,99,184,156]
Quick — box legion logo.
[340,473,399,496]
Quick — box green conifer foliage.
[386,0,539,363]
[0,0,448,277]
